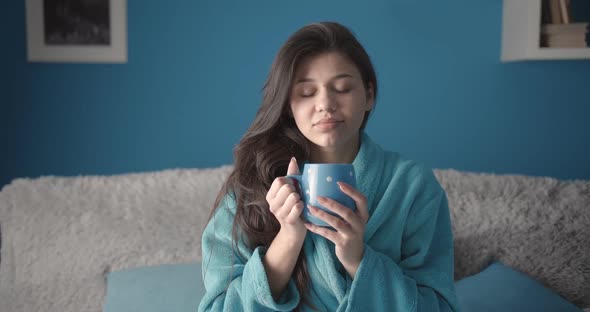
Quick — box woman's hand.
[304,182,369,279]
[266,157,307,240]
[263,158,308,300]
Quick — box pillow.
[102,262,205,312]
[455,262,583,312]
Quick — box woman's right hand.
[263,158,307,299]
[266,157,307,239]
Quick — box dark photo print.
[44,0,110,45]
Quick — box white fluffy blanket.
[0,166,233,312]
[0,166,588,311]
[436,169,589,308]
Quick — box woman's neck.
[309,134,360,164]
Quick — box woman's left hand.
[304,181,369,279]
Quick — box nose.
[315,89,337,113]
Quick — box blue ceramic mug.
[286,163,357,227]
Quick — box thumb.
[287,157,301,175]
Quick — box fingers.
[287,157,301,175]
[266,157,304,226]
[268,178,303,222]
[337,182,369,223]
[267,156,300,204]
[277,192,300,219]
[286,201,305,224]
[266,177,293,203]
[266,178,282,202]
[308,202,356,234]
[304,222,339,243]
[269,183,295,211]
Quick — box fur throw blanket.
[0,166,588,311]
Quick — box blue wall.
[2,0,590,188]
[1,1,18,189]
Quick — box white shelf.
[501,0,590,62]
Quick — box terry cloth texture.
[199,133,459,311]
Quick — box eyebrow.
[294,73,354,85]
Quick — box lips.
[313,118,343,126]
[313,118,343,130]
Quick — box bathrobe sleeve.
[198,195,301,312]
[344,167,459,312]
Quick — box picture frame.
[25,0,127,63]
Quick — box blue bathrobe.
[198,133,459,311]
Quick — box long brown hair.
[208,21,378,310]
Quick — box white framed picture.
[25,0,127,63]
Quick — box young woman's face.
[289,51,373,153]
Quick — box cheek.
[348,97,370,125]
[291,101,311,116]
[289,103,306,126]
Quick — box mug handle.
[285,174,302,194]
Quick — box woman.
[199,21,459,311]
